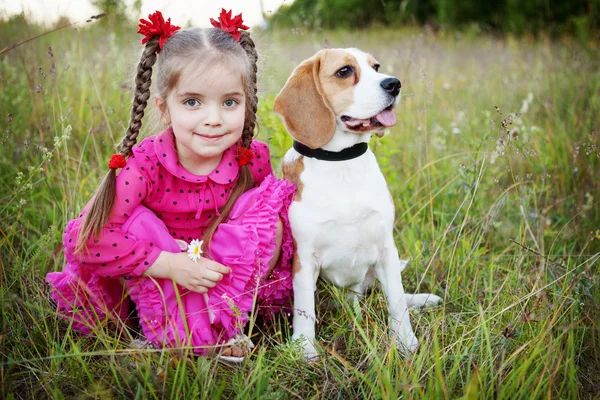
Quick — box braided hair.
[76,37,160,254]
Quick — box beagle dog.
[274,48,442,359]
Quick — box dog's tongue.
[375,109,396,127]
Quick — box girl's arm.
[65,143,160,280]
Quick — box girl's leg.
[123,206,249,357]
[267,219,284,274]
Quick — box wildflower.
[187,239,203,263]
[63,125,72,140]
[15,171,23,185]
[42,147,53,161]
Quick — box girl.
[46,9,295,361]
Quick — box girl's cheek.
[173,110,196,128]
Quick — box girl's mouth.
[194,133,226,141]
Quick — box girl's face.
[157,61,246,173]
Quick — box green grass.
[1,16,599,399]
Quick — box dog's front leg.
[376,244,419,355]
[291,249,320,360]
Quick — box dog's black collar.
[293,140,369,161]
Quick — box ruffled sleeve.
[64,141,162,279]
[246,140,273,184]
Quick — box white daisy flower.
[187,239,203,263]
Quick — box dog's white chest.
[286,149,394,288]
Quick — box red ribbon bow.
[237,146,255,166]
[210,9,249,42]
[138,11,181,51]
[108,154,127,170]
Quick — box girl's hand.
[145,251,231,293]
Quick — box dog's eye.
[335,66,353,78]
[373,64,380,72]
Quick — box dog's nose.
[380,78,401,97]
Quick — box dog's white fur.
[275,48,441,359]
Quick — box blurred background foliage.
[269,0,599,40]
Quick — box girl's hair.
[76,28,259,254]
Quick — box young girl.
[46,9,295,360]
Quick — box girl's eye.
[335,66,353,78]
[184,99,200,107]
[223,99,238,107]
[373,64,380,72]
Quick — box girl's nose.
[203,106,222,127]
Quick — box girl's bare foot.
[207,334,254,361]
[219,346,247,358]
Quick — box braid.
[75,37,160,254]
[119,37,161,155]
[238,31,258,148]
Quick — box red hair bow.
[138,11,180,51]
[237,146,255,166]
[210,9,249,42]
[108,154,127,170]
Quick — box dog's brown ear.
[273,51,336,149]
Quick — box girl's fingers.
[201,279,217,288]
[200,269,223,283]
[205,261,231,274]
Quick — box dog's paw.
[303,344,319,361]
[406,293,443,308]
[393,328,419,356]
[292,334,320,361]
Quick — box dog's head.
[273,48,401,149]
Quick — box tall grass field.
[1,15,599,399]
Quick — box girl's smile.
[194,132,227,141]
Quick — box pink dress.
[46,127,295,355]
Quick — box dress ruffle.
[205,174,295,342]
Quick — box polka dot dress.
[46,127,295,353]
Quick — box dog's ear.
[274,51,336,149]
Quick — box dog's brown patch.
[291,238,302,275]
[283,156,305,275]
[282,156,305,202]
[273,52,336,149]
[319,49,359,115]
